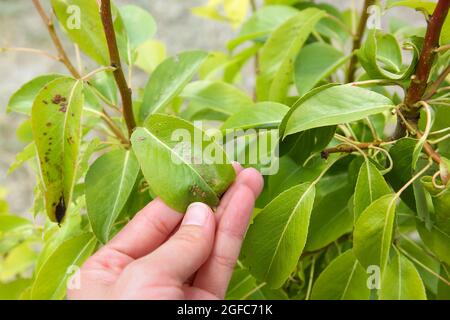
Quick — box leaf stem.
[0,47,60,61]
[345,0,375,83]
[305,256,316,300]
[81,66,116,81]
[32,0,81,78]
[423,64,450,100]
[100,0,136,137]
[395,245,450,286]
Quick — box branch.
[394,0,450,139]
[404,0,450,107]
[100,0,136,137]
[321,141,382,158]
[0,47,60,61]
[345,0,375,83]
[32,0,81,78]
[423,64,450,100]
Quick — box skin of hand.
[68,164,263,300]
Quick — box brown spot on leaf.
[59,103,67,113]
[46,122,52,127]
[55,196,66,224]
[52,94,65,105]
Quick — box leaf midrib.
[263,183,314,280]
[140,127,218,201]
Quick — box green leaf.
[282,85,394,137]
[386,138,417,210]
[294,42,349,96]
[242,183,316,288]
[31,78,84,223]
[0,242,37,282]
[7,74,63,115]
[417,221,450,266]
[140,51,209,120]
[86,149,140,243]
[180,80,253,117]
[131,114,236,212]
[311,250,370,300]
[0,278,31,300]
[353,194,396,270]
[134,40,167,74]
[358,29,419,80]
[226,267,288,300]
[279,126,336,165]
[380,251,427,300]
[388,1,450,45]
[30,233,97,300]
[257,8,326,102]
[421,177,450,235]
[353,161,391,221]
[221,102,289,130]
[228,5,299,51]
[51,0,109,65]
[118,5,156,52]
[305,184,353,251]
[8,142,36,175]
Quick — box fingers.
[106,198,183,259]
[216,167,264,221]
[122,202,216,286]
[193,176,262,298]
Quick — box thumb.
[133,202,216,284]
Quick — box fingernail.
[182,202,210,226]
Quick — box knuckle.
[212,252,236,270]
[175,227,205,245]
[142,213,172,237]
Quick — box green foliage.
[2,0,449,300]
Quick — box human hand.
[68,164,263,300]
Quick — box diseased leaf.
[353,194,396,270]
[7,74,63,115]
[282,85,394,137]
[140,51,208,120]
[51,0,109,65]
[131,114,235,212]
[380,251,427,300]
[257,8,326,102]
[242,183,316,288]
[31,78,84,223]
[354,161,391,221]
[86,149,140,243]
[311,250,370,300]
[30,233,96,300]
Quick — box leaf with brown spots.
[31,77,84,223]
[131,114,236,212]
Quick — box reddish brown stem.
[394,0,450,139]
[405,0,450,107]
[100,0,136,137]
[32,0,81,78]
[345,0,375,83]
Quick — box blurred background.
[0,0,423,215]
